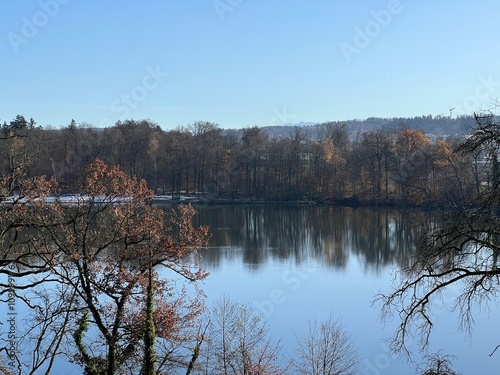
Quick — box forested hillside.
[265,114,472,139]
[0,114,490,206]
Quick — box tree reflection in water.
[188,205,424,272]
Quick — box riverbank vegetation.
[0,114,489,207]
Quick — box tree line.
[1,114,490,206]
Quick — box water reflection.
[190,205,423,272]
[159,204,499,375]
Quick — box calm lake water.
[2,204,499,374]
[192,204,500,375]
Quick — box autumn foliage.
[0,159,209,374]
[0,117,486,207]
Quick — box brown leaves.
[2,158,210,372]
[21,175,58,201]
[82,159,153,202]
[397,129,431,154]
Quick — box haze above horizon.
[2,0,500,129]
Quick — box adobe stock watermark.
[213,0,243,21]
[452,75,500,115]
[340,0,403,63]
[99,65,169,126]
[253,262,318,318]
[5,265,18,370]
[269,106,297,127]
[7,0,71,54]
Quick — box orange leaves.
[397,129,431,154]
[164,204,210,259]
[21,175,58,200]
[433,140,455,168]
[322,138,335,163]
[2,158,211,372]
[82,159,154,202]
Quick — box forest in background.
[0,114,489,206]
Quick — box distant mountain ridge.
[281,121,320,127]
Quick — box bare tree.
[378,112,500,357]
[416,351,460,375]
[197,297,284,375]
[291,314,359,375]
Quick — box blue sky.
[2,0,500,129]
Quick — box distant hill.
[262,115,476,139]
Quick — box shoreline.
[152,195,440,210]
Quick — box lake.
[2,204,498,374]
[192,204,500,374]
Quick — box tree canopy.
[0,114,484,206]
[0,159,209,374]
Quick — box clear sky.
[2,0,500,129]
